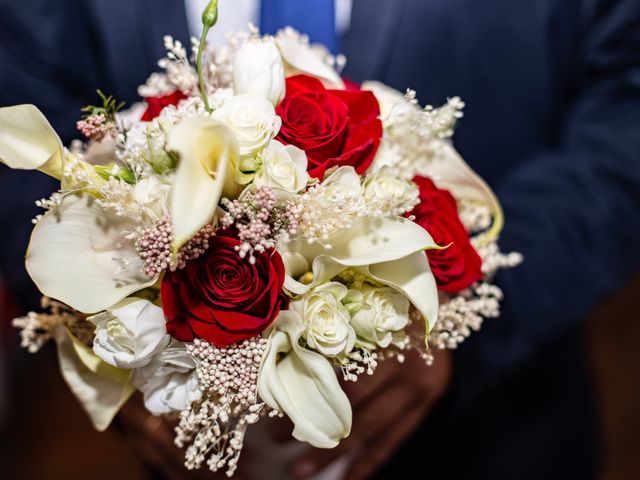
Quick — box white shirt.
[185,0,352,45]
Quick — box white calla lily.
[0,104,64,178]
[53,325,134,431]
[258,311,351,448]
[281,216,440,332]
[26,194,156,313]
[167,117,241,250]
[276,34,344,89]
[422,143,503,246]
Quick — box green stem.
[197,24,212,113]
[196,0,219,113]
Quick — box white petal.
[258,311,351,448]
[53,325,134,431]
[423,143,503,245]
[167,118,240,249]
[276,36,344,89]
[284,216,439,292]
[0,104,63,178]
[25,194,155,313]
[361,251,439,333]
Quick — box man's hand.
[290,348,452,480]
[117,394,238,479]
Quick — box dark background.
[1,0,640,478]
[1,274,639,479]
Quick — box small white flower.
[348,286,410,348]
[291,282,355,357]
[369,139,404,174]
[88,298,170,369]
[234,37,285,106]
[361,81,417,126]
[212,94,281,156]
[254,140,308,195]
[362,166,419,216]
[134,174,171,220]
[132,341,202,415]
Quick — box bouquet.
[2,3,521,476]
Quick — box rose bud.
[233,37,286,106]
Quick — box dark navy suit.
[1,1,639,478]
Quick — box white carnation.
[88,298,170,369]
[132,342,202,415]
[291,282,355,357]
[212,94,281,156]
[348,286,410,348]
[254,140,308,195]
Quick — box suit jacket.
[1,1,639,478]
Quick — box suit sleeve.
[0,0,99,309]
[452,0,640,401]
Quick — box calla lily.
[26,193,156,313]
[258,311,351,448]
[0,104,64,179]
[422,143,504,246]
[53,325,134,431]
[167,117,241,250]
[281,216,440,332]
[276,34,344,89]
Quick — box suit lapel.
[136,0,191,66]
[342,0,409,81]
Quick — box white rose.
[212,94,281,156]
[349,286,410,348]
[320,166,366,211]
[132,341,202,415]
[254,140,308,195]
[88,298,170,369]
[134,174,171,220]
[234,38,285,106]
[291,282,355,357]
[362,166,419,215]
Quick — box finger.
[346,395,436,480]
[341,358,403,411]
[345,350,452,480]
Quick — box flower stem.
[197,0,219,113]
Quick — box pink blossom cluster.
[76,114,118,142]
[135,215,216,277]
[221,186,301,262]
[187,337,267,404]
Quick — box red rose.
[161,235,288,347]
[276,74,383,179]
[411,176,482,293]
[141,90,187,121]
